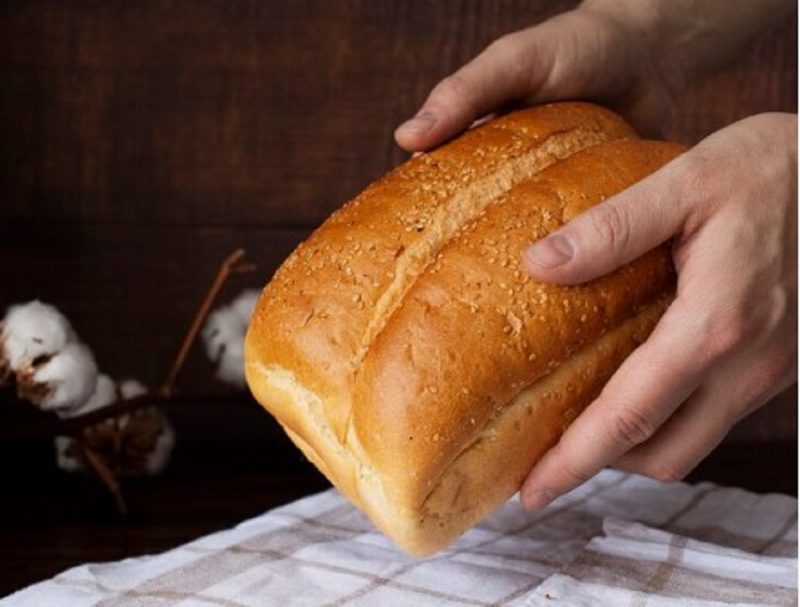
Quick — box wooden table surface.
[0,394,795,598]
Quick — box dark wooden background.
[0,0,796,596]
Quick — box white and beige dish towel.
[3,469,796,606]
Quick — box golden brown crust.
[245,102,686,555]
[353,139,684,507]
[247,102,635,442]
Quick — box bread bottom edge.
[245,296,670,556]
[410,296,670,554]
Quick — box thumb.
[522,162,689,285]
[395,32,540,152]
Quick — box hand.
[395,3,678,150]
[394,0,792,152]
[519,112,797,510]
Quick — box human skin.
[394,0,798,509]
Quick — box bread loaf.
[245,102,685,555]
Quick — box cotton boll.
[107,407,175,476]
[202,289,260,388]
[68,374,117,417]
[30,342,98,416]
[118,378,147,400]
[215,348,247,387]
[1,300,76,375]
[113,407,175,476]
[50,368,115,475]
[203,307,243,363]
[1,300,98,415]
[54,376,158,474]
[231,289,259,324]
[57,409,175,476]
[144,418,175,476]
[54,436,83,473]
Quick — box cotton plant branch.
[160,248,254,398]
[1,248,256,514]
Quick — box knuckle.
[553,442,593,485]
[703,308,755,363]
[486,33,528,66]
[748,351,794,400]
[586,202,631,261]
[677,151,716,194]
[430,74,474,113]
[673,152,720,218]
[646,461,691,484]
[486,33,518,55]
[767,351,794,385]
[725,309,758,345]
[765,285,789,332]
[561,457,593,486]
[482,32,533,92]
[606,405,656,447]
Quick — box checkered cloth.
[3,470,796,606]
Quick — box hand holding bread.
[394,0,797,515]
[246,103,687,554]
[246,0,797,556]
[521,112,797,510]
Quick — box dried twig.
[79,440,128,515]
[159,248,253,398]
[0,392,255,439]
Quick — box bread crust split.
[245,102,685,555]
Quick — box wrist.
[580,0,793,99]
[578,0,689,101]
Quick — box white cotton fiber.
[70,373,117,416]
[202,289,260,388]
[54,436,83,473]
[34,342,98,415]
[1,300,76,370]
[144,419,175,476]
[54,376,157,474]
[230,289,259,323]
[119,378,147,400]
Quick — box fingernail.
[397,111,437,135]
[525,234,574,269]
[522,489,557,511]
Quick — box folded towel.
[3,470,796,606]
